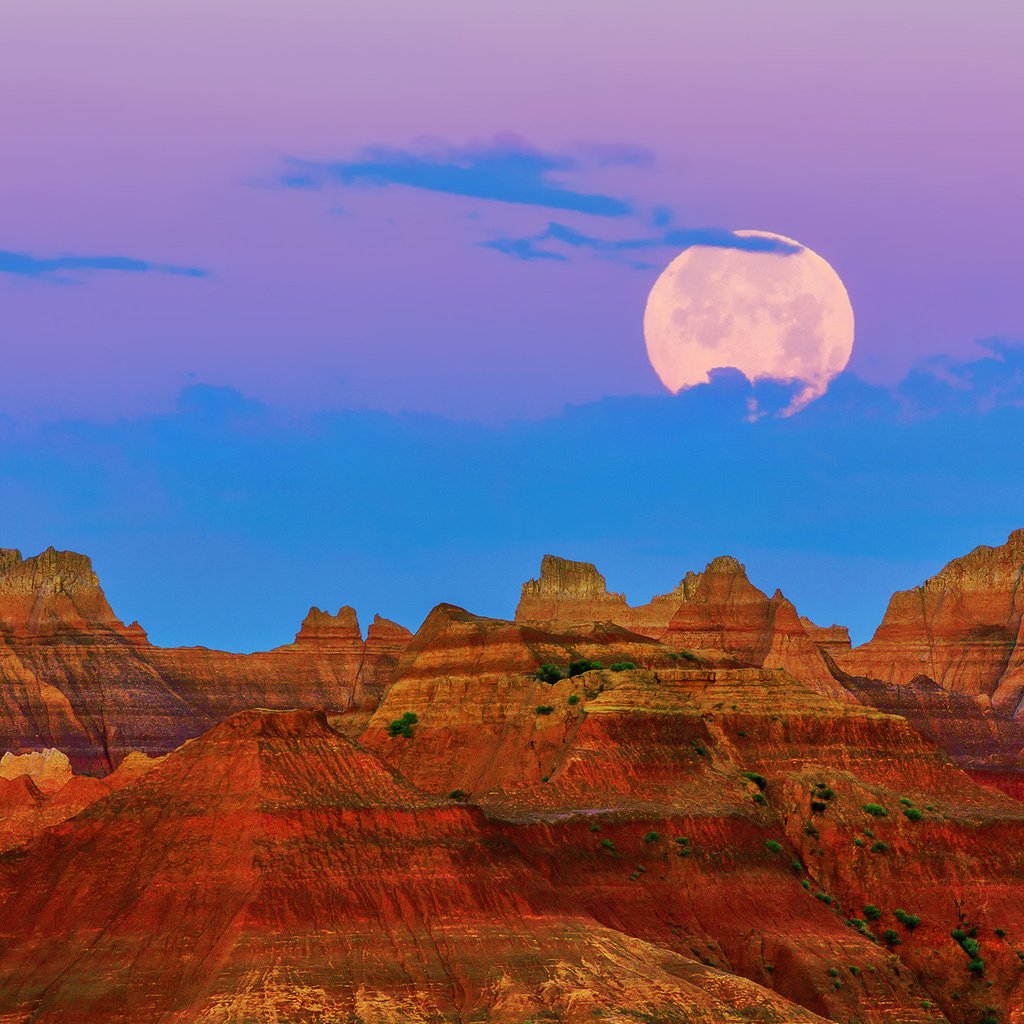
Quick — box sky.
[2,1,1023,650]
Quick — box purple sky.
[3,1,1022,422]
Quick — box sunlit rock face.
[0,548,411,773]
[837,529,1024,718]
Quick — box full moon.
[643,231,854,412]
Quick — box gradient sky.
[2,1,1023,649]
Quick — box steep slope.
[0,548,411,772]
[0,708,826,1024]
[517,554,848,701]
[360,605,1024,1023]
[838,529,1024,718]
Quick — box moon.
[643,231,854,413]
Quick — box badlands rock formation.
[2,533,1024,1022]
[0,547,411,772]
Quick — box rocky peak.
[0,547,101,596]
[0,547,130,636]
[522,555,621,600]
[516,555,627,622]
[0,748,73,795]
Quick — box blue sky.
[4,341,1023,650]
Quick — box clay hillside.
[2,535,1024,1023]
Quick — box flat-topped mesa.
[516,554,628,622]
[837,528,1024,717]
[0,546,137,638]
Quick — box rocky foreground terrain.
[2,537,1024,1022]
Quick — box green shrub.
[827,967,839,977]
[737,729,748,737]
[753,793,767,805]
[387,711,418,738]
[863,905,882,921]
[870,841,889,854]
[968,958,986,975]
[899,797,913,807]
[567,659,602,677]
[963,938,981,957]
[600,838,616,851]
[589,823,600,832]
[534,663,564,684]
[567,694,580,705]
[764,840,782,853]
[609,661,636,671]
[815,892,834,905]
[863,802,888,817]
[742,771,768,791]
[980,1008,998,1024]
[813,782,835,800]
[674,836,690,846]
[853,837,864,847]
[995,928,1006,938]
[693,742,709,757]
[903,807,923,822]
[535,705,555,716]
[883,929,901,946]
[790,858,802,871]
[811,800,828,813]
[801,879,811,890]
[894,909,921,930]
[848,965,861,976]
[448,789,468,801]
[643,831,661,844]
[863,827,875,838]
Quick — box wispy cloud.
[279,135,637,217]
[480,221,801,268]
[0,249,209,282]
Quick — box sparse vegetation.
[753,793,767,805]
[674,836,692,856]
[894,909,920,930]
[903,807,923,822]
[567,694,580,705]
[764,840,782,853]
[801,879,811,890]
[811,800,828,813]
[863,905,882,921]
[589,823,600,832]
[743,771,768,791]
[643,831,661,844]
[609,661,636,671]
[567,659,603,677]
[803,821,819,838]
[815,892,834,905]
[863,803,888,817]
[387,711,418,738]
[535,705,555,716]
[448,789,468,801]
[693,742,709,757]
[534,663,564,684]
[600,838,616,852]
[870,841,889,854]
[853,837,864,847]
[882,929,902,946]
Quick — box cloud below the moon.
[2,338,1023,653]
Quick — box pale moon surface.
[643,231,854,411]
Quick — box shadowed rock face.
[0,549,411,773]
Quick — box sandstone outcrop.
[517,554,849,701]
[0,549,410,773]
[838,529,1024,719]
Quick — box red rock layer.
[0,549,411,773]
[838,529,1024,717]
[0,709,828,1024]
